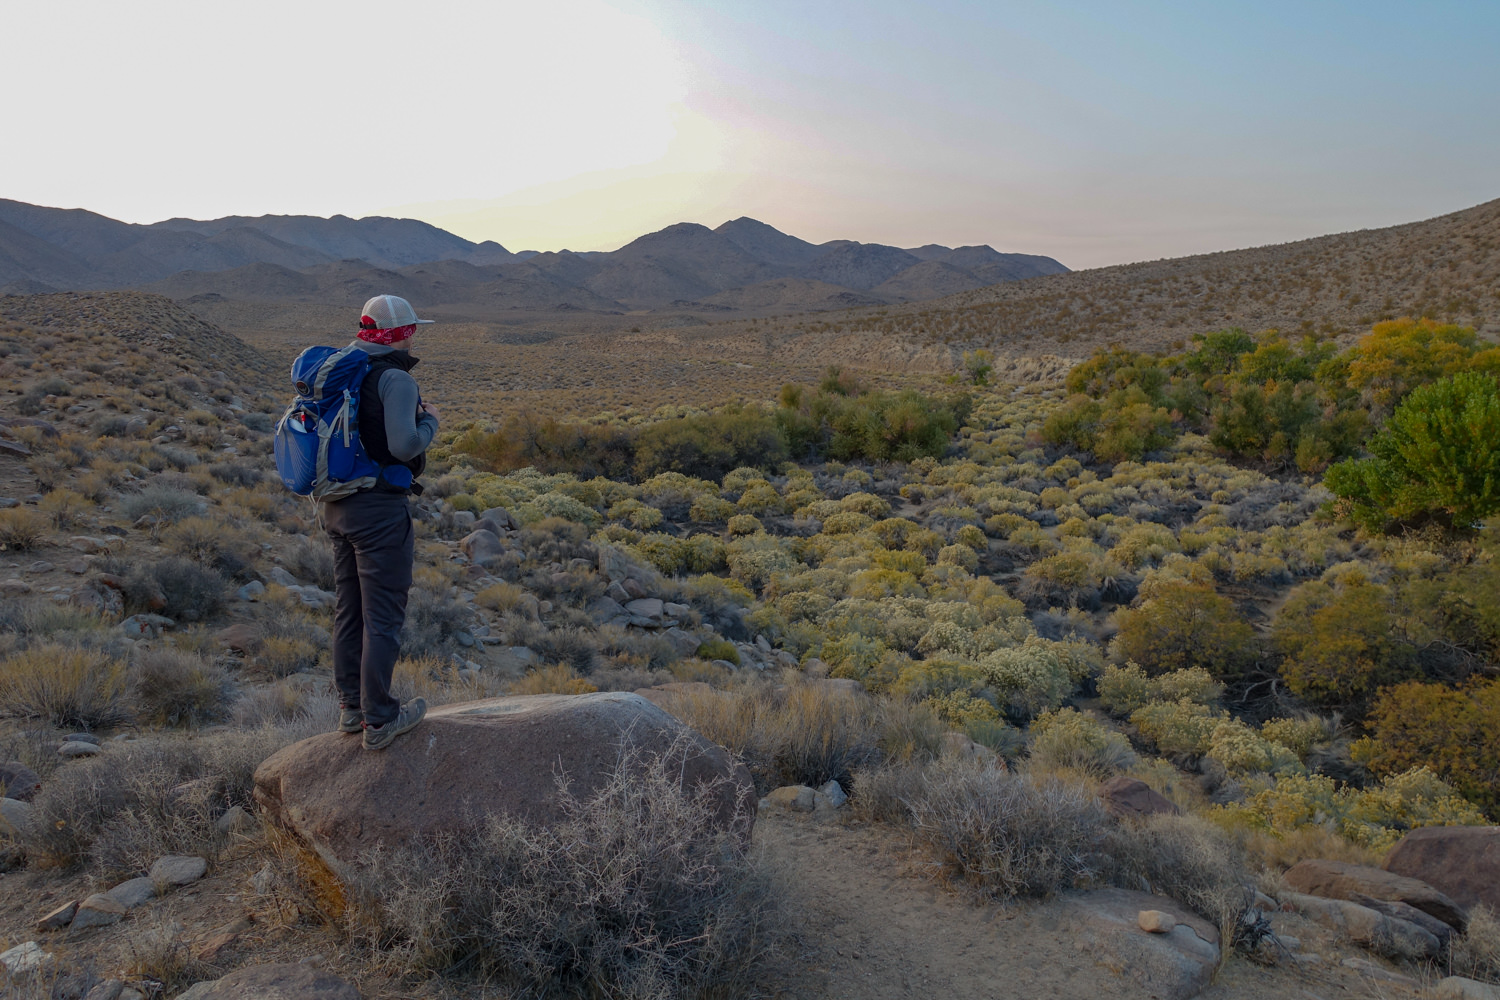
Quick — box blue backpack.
[273,345,386,501]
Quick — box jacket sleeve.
[377,370,438,462]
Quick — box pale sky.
[5,0,1498,269]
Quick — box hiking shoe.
[337,707,362,734]
[362,698,427,751]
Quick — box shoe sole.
[362,700,426,750]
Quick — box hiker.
[322,294,440,749]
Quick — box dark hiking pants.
[323,490,413,727]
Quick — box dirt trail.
[756,814,1428,1000]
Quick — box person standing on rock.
[322,294,439,750]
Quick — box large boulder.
[254,692,754,871]
[1280,891,1442,960]
[1384,826,1500,914]
[1056,888,1220,1000]
[177,962,360,999]
[1098,776,1180,821]
[1283,858,1468,932]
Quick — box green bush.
[694,638,740,665]
[1028,708,1136,776]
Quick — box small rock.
[818,780,849,809]
[106,876,157,909]
[621,577,649,600]
[1100,776,1181,820]
[1338,956,1417,984]
[454,629,474,647]
[63,732,100,745]
[0,579,32,596]
[0,940,51,974]
[71,893,128,929]
[69,536,113,553]
[151,854,208,886]
[236,580,266,601]
[82,980,126,1000]
[761,785,817,813]
[1138,909,1177,933]
[268,566,300,587]
[216,805,255,835]
[663,602,691,618]
[625,597,665,620]
[23,560,55,575]
[119,613,174,639]
[59,741,102,758]
[215,623,263,653]
[459,529,506,564]
[1,796,34,836]
[169,961,362,999]
[604,580,631,604]
[36,899,79,931]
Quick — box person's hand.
[420,401,441,422]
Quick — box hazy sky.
[7,0,1498,268]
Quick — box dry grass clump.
[349,740,786,998]
[0,507,47,551]
[0,644,132,729]
[1450,905,1500,985]
[508,662,600,695]
[106,555,229,623]
[132,647,235,727]
[399,589,476,659]
[20,728,286,875]
[123,917,211,993]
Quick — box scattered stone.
[1099,776,1181,820]
[23,560,55,575]
[1433,976,1500,1000]
[1346,891,1456,946]
[68,536,113,553]
[1,796,34,836]
[82,979,126,1000]
[215,805,255,835]
[36,899,79,931]
[106,877,157,909]
[587,595,628,625]
[267,566,300,587]
[1384,825,1500,913]
[621,577,650,600]
[604,580,631,604]
[479,506,518,531]
[663,601,692,618]
[285,585,335,609]
[1058,888,1219,1000]
[195,916,254,962]
[71,893,128,929]
[254,693,754,870]
[1284,857,1468,931]
[175,962,362,999]
[762,785,818,813]
[818,780,849,808]
[119,613,174,639]
[490,646,538,672]
[63,732,99,745]
[65,559,89,574]
[58,741,102,758]
[1280,891,1440,959]
[1,761,40,801]
[625,597,664,621]
[450,510,476,529]
[0,940,50,974]
[236,580,266,601]
[0,497,17,508]
[660,627,701,657]
[1138,909,1177,933]
[459,529,506,564]
[216,623,263,653]
[0,579,32,596]
[1338,955,1418,984]
[151,854,208,886]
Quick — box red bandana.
[357,320,416,346]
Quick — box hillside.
[0,199,1068,315]
[748,196,1500,359]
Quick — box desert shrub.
[1019,550,1129,610]
[0,645,131,728]
[1102,814,1250,929]
[161,516,256,579]
[634,405,788,481]
[350,739,782,995]
[132,647,234,727]
[508,663,599,696]
[284,535,337,590]
[976,637,1097,720]
[1096,663,1223,715]
[475,581,525,613]
[20,728,289,874]
[726,514,762,536]
[525,627,601,675]
[1449,905,1500,985]
[689,494,736,522]
[1353,677,1500,811]
[0,598,106,644]
[1205,720,1301,776]
[1129,698,1226,756]
[120,557,229,623]
[38,488,90,529]
[695,638,740,664]
[904,758,1112,898]
[1258,716,1328,760]
[119,483,205,525]
[777,384,967,463]
[0,507,46,551]
[399,590,474,659]
[255,635,321,678]
[1110,582,1254,676]
[1028,708,1136,777]
[1273,577,1418,708]
[665,680,886,792]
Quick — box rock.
[1099,776,1181,820]
[173,962,362,999]
[119,613,173,639]
[1433,976,1500,1000]
[286,585,335,609]
[622,577,650,600]
[1138,909,1176,933]
[37,899,79,931]
[818,780,848,808]
[1280,891,1440,959]
[663,602,692,618]
[1284,857,1468,932]
[625,597,664,621]
[1,797,33,836]
[755,634,772,653]
[762,785,818,813]
[236,580,267,601]
[604,580,631,604]
[64,732,100,745]
[23,560,54,575]
[1057,888,1219,1000]
[267,566,300,587]
[597,542,634,583]
[83,979,126,1000]
[151,854,208,886]
[586,595,628,625]
[490,646,538,673]
[0,940,50,974]
[68,535,113,553]
[106,876,157,909]
[0,578,32,596]
[459,529,506,564]
[1338,955,1418,984]
[216,804,254,835]
[450,510,476,529]
[1384,825,1500,914]
[253,693,754,871]
[942,731,998,762]
[479,506,518,531]
[215,623,263,654]
[1346,891,1457,946]
[59,740,102,758]
[71,892,128,929]
[660,627,701,657]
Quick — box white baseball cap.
[359,294,435,330]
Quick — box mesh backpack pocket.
[273,345,383,500]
